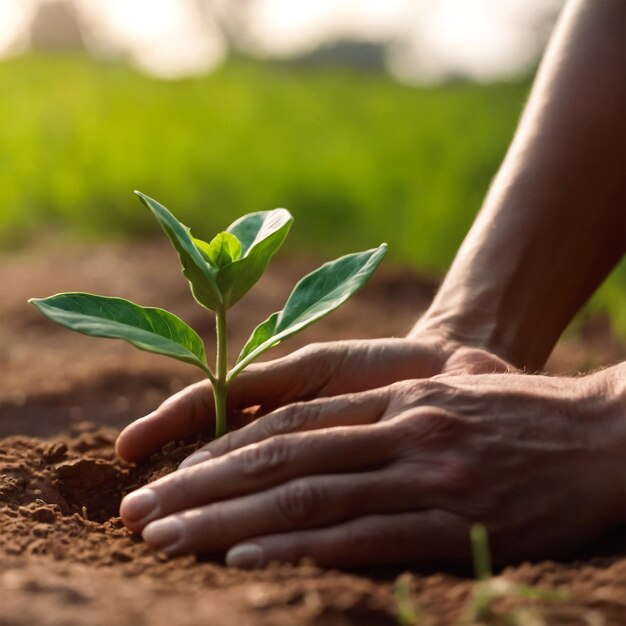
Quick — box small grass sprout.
[394,574,423,626]
[463,523,566,626]
[29,192,387,438]
[392,525,567,626]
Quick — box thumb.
[115,345,331,462]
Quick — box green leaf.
[237,311,281,359]
[234,244,387,373]
[29,293,210,373]
[135,191,221,311]
[217,209,294,309]
[227,212,276,255]
[194,232,242,268]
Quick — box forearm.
[412,0,625,369]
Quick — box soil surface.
[1,241,624,626]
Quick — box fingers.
[141,505,470,567]
[121,422,396,533]
[139,472,411,556]
[116,380,213,462]
[116,347,337,462]
[116,337,448,463]
[229,511,470,568]
[179,387,391,468]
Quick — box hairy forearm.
[413,0,625,369]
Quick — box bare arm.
[413,0,626,370]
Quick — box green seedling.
[392,525,567,626]
[463,524,566,625]
[394,574,423,626]
[29,191,387,438]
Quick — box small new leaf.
[29,293,210,373]
[135,191,222,311]
[234,244,387,375]
[194,232,242,268]
[217,209,293,308]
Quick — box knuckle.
[266,402,321,436]
[386,379,442,414]
[297,343,345,392]
[388,379,417,396]
[275,479,323,524]
[294,341,323,358]
[237,438,289,476]
[406,378,448,401]
[346,390,382,415]
[390,408,460,451]
[290,341,357,398]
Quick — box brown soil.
[1,241,624,626]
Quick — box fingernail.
[143,518,183,552]
[178,450,212,470]
[226,544,264,569]
[121,488,158,521]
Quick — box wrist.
[409,306,514,365]
[406,313,517,375]
[410,295,558,371]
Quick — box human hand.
[119,363,625,568]
[115,336,511,463]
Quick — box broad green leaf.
[135,191,222,311]
[237,312,281,360]
[227,212,273,255]
[29,293,209,372]
[194,232,242,268]
[217,209,293,308]
[235,244,387,371]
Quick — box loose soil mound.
[1,242,624,625]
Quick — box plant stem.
[470,523,492,581]
[214,304,229,438]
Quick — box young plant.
[394,574,423,626]
[392,526,567,626]
[462,524,565,625]
[29,191,387,438]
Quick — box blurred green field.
[0,54,624,335]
